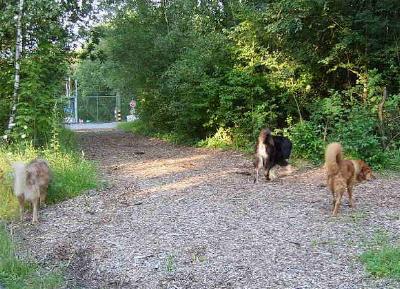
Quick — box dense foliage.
[75,0,400,167]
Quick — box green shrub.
[331,107,384,167]
[286,120,325,164]
[197,127,234,149]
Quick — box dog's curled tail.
[258,128,273,145]
[325,142,343,176]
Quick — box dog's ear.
[267,134,274,146]
[361,165,375,180]
[357,169,365,181]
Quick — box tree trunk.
[378,87,387,148]
[161,0,169,32]
[7,0,24,131]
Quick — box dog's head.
[258,128,274,146]
[357,161,375,181]
[11,161,26,177]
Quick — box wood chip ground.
[10,130,400,288]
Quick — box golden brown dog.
[12,159,51,223]
[325,143,374,216]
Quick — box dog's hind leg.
[39,188,47,207]
[332,192,343,216]
[32,198,39,223]
[332,179,346,216]
[347,183,355,208]
[264,163,274,181]
[254,157,262,183]
[327,177,335,205]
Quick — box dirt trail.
[12,130,400,288]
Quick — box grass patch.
[46,151,98,204]
[118,120,147,135]
[57,127,79,151]
[118,120,195,145]
[361,246,400,278]
[165,254,176,273]
[0,224,62,288]
[360,230,400,279]
[197,127,235,150]
[0,129,98,219]
[347,211,368,224]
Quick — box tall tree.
[7,0,24,132]
[0,0,96,144]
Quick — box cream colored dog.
[12,159,51,223]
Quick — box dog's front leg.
[18,195,24,221]
[254,156,263,183]
[32,198,39,223]
[254,168,259,183]
[264,163,274,181]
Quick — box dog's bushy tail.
[325,142,343,176]
[257,128,273,146]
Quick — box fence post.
[74,79,78,123]
[116,93,121,121]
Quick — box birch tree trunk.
[7,0,24,131]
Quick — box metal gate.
[79,94,121,123]
[63,79,122,123]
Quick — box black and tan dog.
[254,128,292,183]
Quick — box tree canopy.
[1,0,399,167]
[74,0,400,166]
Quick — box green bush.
[286,120,325,164]
[332,107,384,167]
[197,127,234,149]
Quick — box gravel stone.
[10,130,400,288]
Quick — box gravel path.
[11,130,400,288]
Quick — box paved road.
[65,122,119,131]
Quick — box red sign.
[130,100,137,108]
